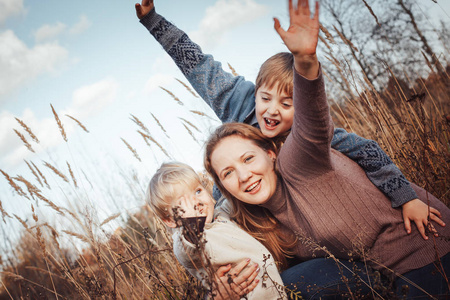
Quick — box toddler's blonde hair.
[146,162,203,221]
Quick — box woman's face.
[210,135,278,205]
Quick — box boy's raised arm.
[136,1,256,124]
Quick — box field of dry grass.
[0,7,449,300]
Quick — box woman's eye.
[244,156,253,163]
[223,170,232,178]
[282,103,292,108]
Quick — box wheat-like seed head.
[227,63,238,76]
[100,213,121,226]
[179,117,201,133]
[66,162,78,188]
[31,161,50,189]
[24,160,43,188]
[0,199,12,222]
[130,114,150,134]
[121,138,142,162]
[182,123,198,143]
[175,78,199,98]
[51,104,67,142]
[14,175,41,197]
[151,113,168,136]
[333,25,358,53]
[62,230,91,244]
[43,161,69,183]
[13,129,35,153]
[15,117,39,143]
[159,86,184,105]
[65,115,89,133]
[0,169,28,197]
[319,23,336,45]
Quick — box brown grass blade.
[65,115,89,133]
[190,110,216,121]
[15,118,39,143]
[13,175,41,197]
[319,23,336,45]
[138,131,171,159]
[51,104,67,142]
[333,25,359,52]
[361,0,380,26]
[13,129,35,153]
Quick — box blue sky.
[0,0,449,252]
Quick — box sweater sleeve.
[278,66,333,177]
[331,128,418,207]
[140,9,256,124]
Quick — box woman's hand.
[210,259,260,299]
[274,0,320,79]
[135,0,154,20]
[402,198,445,240]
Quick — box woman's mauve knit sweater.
[261,67,450,275]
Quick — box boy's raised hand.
[135,0,154,20]
[274,0,320,79]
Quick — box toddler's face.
[169,181,215,225]
[255,83,294,138]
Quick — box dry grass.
[0,19,449,300]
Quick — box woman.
[204,0,450,298]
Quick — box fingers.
[313,1,320,20]
[430,209,446,227]
[404,217,411,234]
[273,18,286,40]
[216,264,232,277]
[135,3,142,16]
[430,207,443,220]
[229,258,251,277]
[415,220,428,240]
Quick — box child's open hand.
[135,0,154,20]
[402,198,445,240]
[176,195,205,219]
[274,0,320,79]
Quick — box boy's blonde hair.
[255,52,294,96]
[146,162,203,221]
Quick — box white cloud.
[34,22,67,43]
[0,0,24,24]
[0,30,69,99]
[190,0,268,48]
[0,79,118,168]
[63,78,118,119]
[143,74,174,95]
[69,15,91,35]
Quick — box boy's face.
[165,181,215,228]
[255,83,294,138]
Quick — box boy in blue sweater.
[135,0,444,241]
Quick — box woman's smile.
[211,135,277,205]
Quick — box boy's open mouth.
[264,118,280,128]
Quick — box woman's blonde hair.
[146,162,203,221]
[204,123,296,271]
[255,52,294,96]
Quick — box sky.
[0,0,449,254]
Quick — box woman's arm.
[274,0,332,177]
[136,1,256,124]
